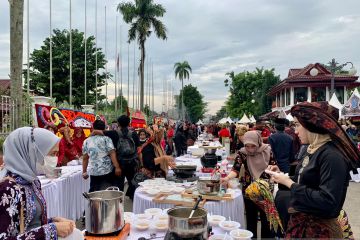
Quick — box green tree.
[212,106,227,122]
[180,84,207,123]
[174,61,192,120]
[225,68,280,118]
[118,0,167,111]
[24,29,107,109]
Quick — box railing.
[0,95,33,136]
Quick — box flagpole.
[104,5,108,106]
[152,62,154,113]
[127,42,130,105]
[95,0,98,112]
[69,0,72,106]
[27,0,30,97]
[115,15,118,112]
[49,0,52,99]
[120,25,123,112]
[132,42,135,109]
[84,0,87,105]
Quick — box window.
[311,87,326,102]
[335,87,344,104]
[294,87,307,103]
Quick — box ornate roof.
[268,63,359,96]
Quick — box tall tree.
[24,29,107,109]
[180,84,207,123]
[174,61,192,120]
[118,0,167,111]
[9,0,24,128]
[225,68,280,118]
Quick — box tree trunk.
[140,41,145,111]
[9,0,24,129]
[181,78,184,120]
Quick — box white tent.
[286,113,294,122]
[218,118,227,124]
[238,114,251,124]
[196,120,204,125]
[329,93,343,110]
[226,117,234,124]
[250,116,256,123]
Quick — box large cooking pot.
[200,154,218,168]
[83,187,125,234]
[167,207,208,238]
[173,165,197,179]
[197,178,221,195]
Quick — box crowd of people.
[0,101,359,239]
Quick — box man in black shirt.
[103,115,140,200]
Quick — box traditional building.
[268,63,360,113]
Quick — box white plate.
[146,189,160,196]
[144,208,163,216]
[173,187,185,193]
[219,220,241,231]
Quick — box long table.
[41,165,90,220]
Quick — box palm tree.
[174,61,192,120]
[118,0,167,111]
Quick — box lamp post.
[329,58,357,97]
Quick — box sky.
[1,0,360,115]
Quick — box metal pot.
[167,207,208,238]
[197,178,221,195]
[83,187,125,234]
[173,165,197,179]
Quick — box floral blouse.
[232,151,276,194]
[0,173,57,240]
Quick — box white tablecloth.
[41,166,90,220]
[133,188,245,227]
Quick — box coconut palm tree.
[117,0,167,111]
[174,61,192,120]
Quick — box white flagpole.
[27,0,30,96]
[132,43,135,109]
[115,15,118,112]
[104,5,108,106]
[84,0,87,105]
[127,42,130,105]
[95,0,98,111]
[49,0,52,99]
[69,0,72,106]
[151,62,154,113]
[120,25,123,112]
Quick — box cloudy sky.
[1,0,360,115]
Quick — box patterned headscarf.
[291,102,360,170]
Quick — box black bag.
[117,130,137,162]
[131,168,152,188]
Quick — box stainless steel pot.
[167,207,208,238]
[83,187,125,234]
[197,178,221,195]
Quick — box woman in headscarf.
[138,124,176,178]
[268,102,359,238]
[0,127,76,239]
[221,131,276,238]
[72,127,86,157]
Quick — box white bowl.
[155,213,169,221]
[163,208,170,214]
[230,229,253,240]
[124,212,134,219]
[135,219,150,231]
[144,208,163,216]
[208,215,226,227]
[219,220,241,231]
[146,189,160,196]
[135,213,152,220]
[159,188,172,194]
[209,234,233,240]
[173,187,185,193]
[153,220,168,231]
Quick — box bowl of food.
[135,213,152,220]
[153,220,168,231]
[230,229,253,240]
[144,208,163,216]
[155,213,169,221]
[208,215,226,227]
[135,219,150,231]
[219,220,241,231]
[209,234,233,240]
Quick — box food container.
[197,178,221,195]
[83,187,125,234]
[173,165,197,179]
[167,207,208,238]
[230,229,253,240]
